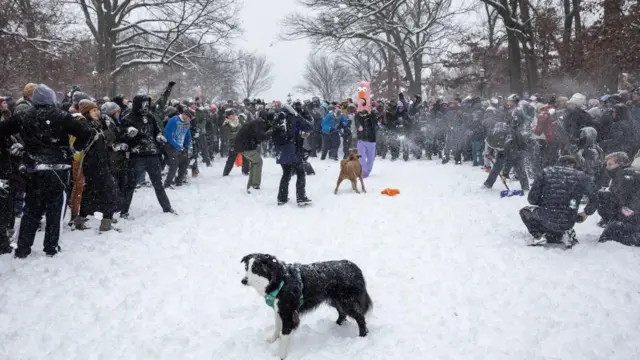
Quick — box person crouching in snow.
[355,81,377,178]
[519,155,596,249]
[234,113,272,192]
[163,104,193,188]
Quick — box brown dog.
[335,152,366,194]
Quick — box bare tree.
[282,0,469,96]
[73,0,240,95]
[237,52,274,99]
[297,54,354,101]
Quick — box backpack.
[486,122,510,151]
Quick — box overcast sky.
[238,0,311,101]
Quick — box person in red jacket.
[532,101,560,174]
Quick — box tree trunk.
[506,29,523,96]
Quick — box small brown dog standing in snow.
[335,152,366,194]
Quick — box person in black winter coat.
[600,104,636,158]
[595,152,640,246]
[77,100,120,232]
[519,155,596,248]
[235,117,271,192]
[118,95,175,217]
[0,84,93,258]
[0,132,13,254]
[273,104,313,206]
[562,100,595,153]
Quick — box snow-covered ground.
[1,157,639,360]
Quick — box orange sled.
[381,188,400,196]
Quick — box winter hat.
[23,83,37,98]
[567,93,586,107]
[32,84,57,106]
[556,96,568,107]
[72,91,91,107]
[165,106,178,118]
[556,155,577,167]
[101,102,121,118]
[78,99,98,115]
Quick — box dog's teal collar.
[265,281,284,308]
[264,266,304,309]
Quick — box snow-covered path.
[1,158,639,360]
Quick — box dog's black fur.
[241,253,373,337]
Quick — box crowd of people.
[0,80,639,259]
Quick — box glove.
[156,134,167,143]
[168,81,176,88]
[187,147,193,157]
[10,143,24,156]
[114,143,128,151]
[621,207,635,217]
[126,127,139,137]
[194,132,200,139]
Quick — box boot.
[99,218,113,232]
[74,216,90,230]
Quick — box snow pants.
[278,162,306,202]
[122,156,172,214]
[599,221,640,246]
[15,169,70,257]
[357,140,376,178]
[164,145,189,187]
[519,206,563,243]
[242,149,263,188]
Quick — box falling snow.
[0,159,639,360]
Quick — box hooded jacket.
[0,84,92,169]
[274,105,313,165]
[575,127,604,178]
[118,95,162,156]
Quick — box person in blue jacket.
[163,104,193,187]
[321,108,349,160]
[273,104,313,206]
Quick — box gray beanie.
[101,102,121,118]
[32,84,57,106]
[72,91,90,106]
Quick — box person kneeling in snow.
[597,152,640,246]
[519,155,597,249]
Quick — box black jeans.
[519,206,562,243]
[222,151,249,176]
[164,145,189,186]
[321,132,339,160]
[278,162,306,202]
[342,134,353,159]
[16,169,70,256]
[485,150,530,190]
[122,155,172,214]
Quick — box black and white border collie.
[241,253,373,359]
